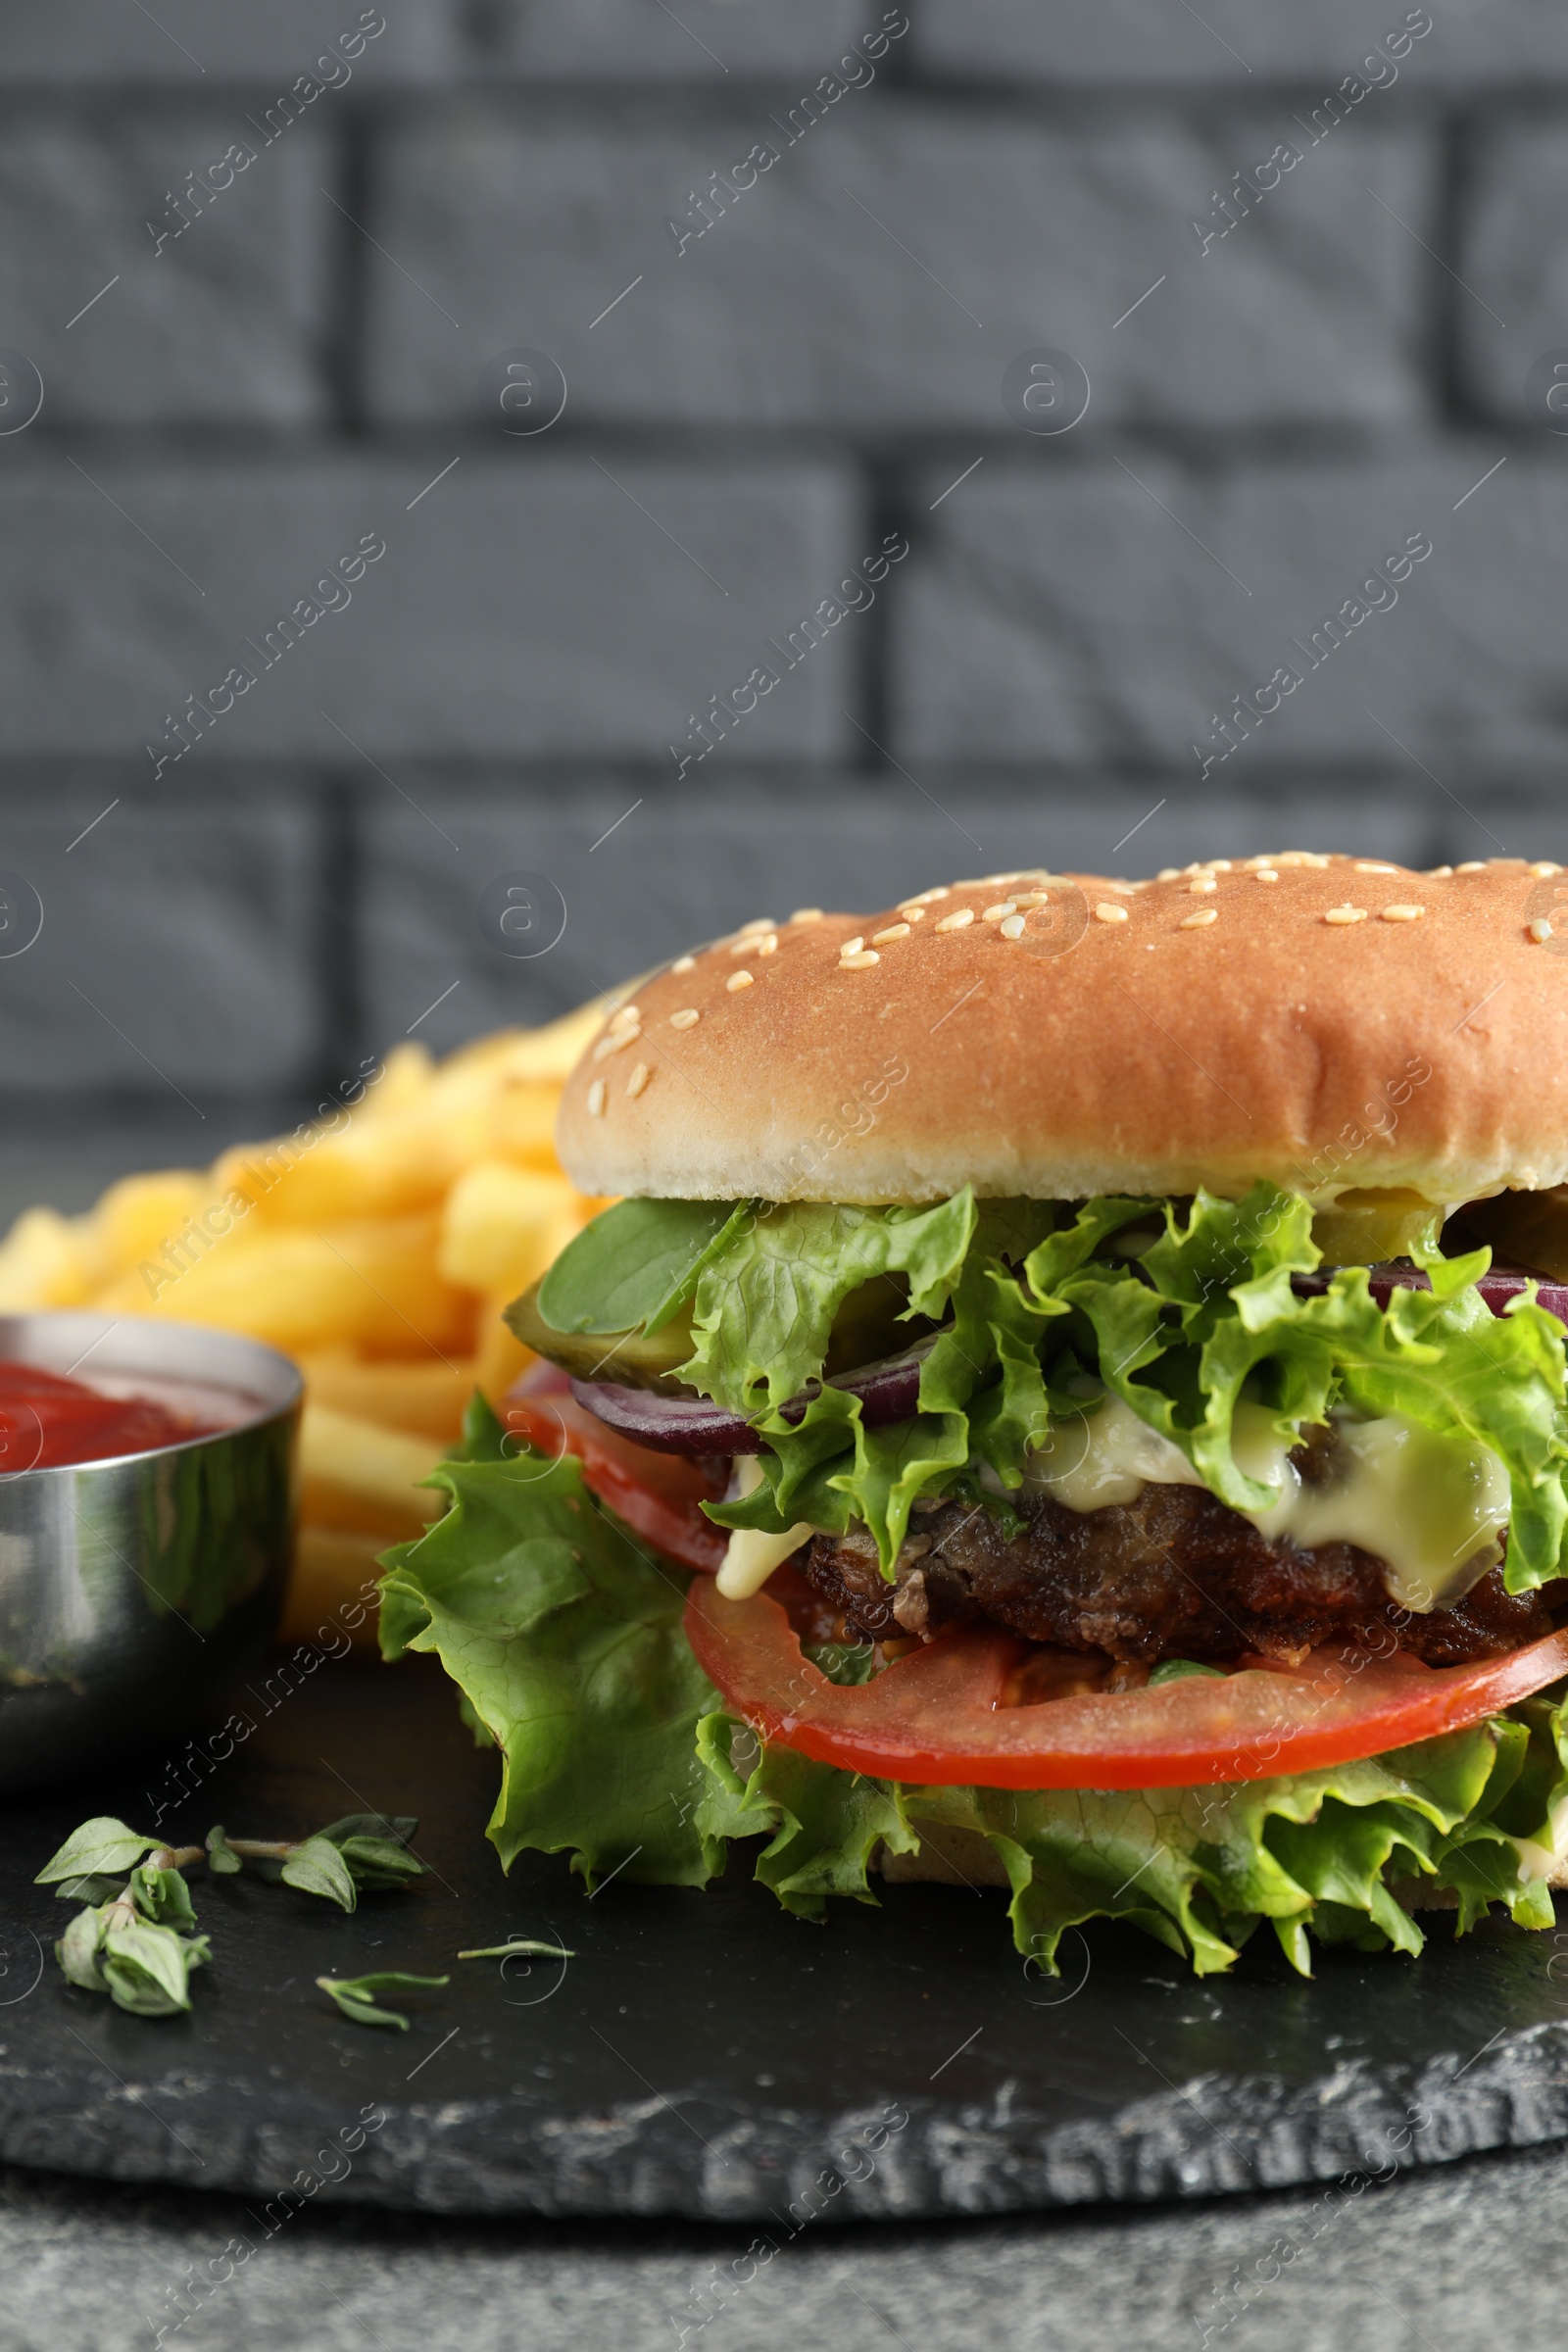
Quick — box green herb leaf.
[99,1914,210,2016]
[205,1825,243,1875]
[535,1198,749,1336]
[1148,1660,1227,1686]
[280,1836,358,1912]
[130,1860,198,1928]
[52,1873,122,1905]
[318,1813,419,1847]
[35,1817,158,1886]
[316,1971,449,2031]
[334,1837,424,1891]
[55,1906,108,1992]
[457,1938,575,1961]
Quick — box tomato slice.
[504,1389,727,1574]
[684,1577,1568,1788]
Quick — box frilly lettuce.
[377,1421,1568,1976]
[697,1181,1568,1586]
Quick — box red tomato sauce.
[0,1360,220,1472]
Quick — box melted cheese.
[715,1456,816,1599]
[1025,1395,1201,1510]
[1026,1396,1509,1613]
[1232,1405,1508,1612]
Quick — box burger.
[379,854,1568,1978]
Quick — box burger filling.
[514,1179,1568,1673]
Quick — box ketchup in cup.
[0,1360,219,1475]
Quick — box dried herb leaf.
[316,1971,449,2032]
[280,1837,358,1913]
[35,1818,157,1886]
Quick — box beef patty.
[801,1481,1555,1667]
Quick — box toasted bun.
[556,855,1568,1205]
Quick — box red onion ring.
[569,1342,933,1456]
[567,1259,1568,1458]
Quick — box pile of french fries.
[0,1008,609,1642]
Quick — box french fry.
[474,1288,535,1406]
[96,1212,471,1357]
[300,1349,476,1443]
[0,1207,98,1310]
[300,1403,445,1540]
[437,1161,579,1297]
[488,1076,564,1169]
[0,1000,616,1628]
[95,1170,218,1271]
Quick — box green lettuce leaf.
[1055,1186,1568,1588]
[695,1715,919,1917]
[691,1704,1565,1976]
[536,1198,750,1337]
[681,1193,977,1416]
[380,1433,1568,1980]
[679,1177,1568,1588]
[378,1439,723,1889]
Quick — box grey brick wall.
[0,0,1561,1139]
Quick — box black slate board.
[4,1651,1568,2221]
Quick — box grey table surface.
[4,2137,1566,2352]
[3,1133,1564,2352]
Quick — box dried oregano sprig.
[36,1813,424,2018]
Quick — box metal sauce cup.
[0,1313,301,1795]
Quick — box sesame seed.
[626,1061,651,1099]
[1428,866,1453,879]
[1208,859,1233,872]
[1456,861,1486,873]
[1000,913,1026,939]
[1254,868,1280,883]
[871,923,911,946]
[1323,906,1369,925]
[790,908,824,924]
[1188,877,1217,895]
[1093,902,1129,924]
[1381,904,1425,922]
[840,950,880,970]
[1530,918,1554,944]
[1531,862,1563,878]
[609,1004,640,1029]
[1012,891,1051,908]
[669,1007,700,1030]
[896,906,928,923]
[936,908,975,932]
[901,886,951,906]
[1354,861,1398,874]
[840,936,864,957]
[726,970,755,992]
[737,917,775,935]
[1179,908,1218,929]
[729,932,778,957]
[981,902,1017,923]
[1276,852,1331,868]
[593,1025,641,1060]
[586,1079,606,1116]
[671,955,696,973]
[1156,867,1180,882]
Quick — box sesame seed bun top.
[555,854,1568,1207]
